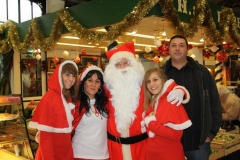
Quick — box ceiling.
[54,16,237,55]
[54,16,205,54]
[43,0,238,54]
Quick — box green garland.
[0,0,240,53]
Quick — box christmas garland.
[0,0,240,53]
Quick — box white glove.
[167,89,184,106]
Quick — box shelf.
[0,95,21,106]
[0,149,27,160]
[0,95,34,159]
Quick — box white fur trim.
[58,60,78,90]
[144,116,156,127]
[141,120,146,133]
[29,121,72,133]
[164,120,192,130]
[68,103,75,110]
[109,51,135,64]
[173,86,190,104]
[80,65,103,81]
[148,131,155,138]
[121,131,132,159]
[154,79,174,111]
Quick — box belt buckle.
[115,137,121,144]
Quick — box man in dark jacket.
[162,35,222,160]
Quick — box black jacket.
[162,56,222,147]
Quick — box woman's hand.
[149,111,156,116]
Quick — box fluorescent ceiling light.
[57,42,95,48]
[134,43,156,47]
[62,36,80,39]
[95,29,157,39]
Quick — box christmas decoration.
[210,45,219,52]
[35,54,41,60]
[216,50,229,62]
[1,0,240,54]
[153,56,159,63]
[188,44,194,50]
[203,51,211,59]
[93,57,98,61]
[215,61,223,85]
[154,39,162,47]
[159,57,163,62]
[63,51,69,58]
[156,41,169,57]
[52,57,59,64]
[81,49,86,55]
[223,43,230,49]
[145,46,151,53]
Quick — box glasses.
[115,60,130,68]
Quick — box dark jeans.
[184,142,210,160]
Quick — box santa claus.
[104,42,189,160]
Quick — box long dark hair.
[78,70,108,117]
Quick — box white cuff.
[144,116,156,127]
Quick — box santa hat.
[106,42,136,63]
[79,65,103,81]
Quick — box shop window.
[20,50,42,97]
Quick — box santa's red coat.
[107,85,147,160]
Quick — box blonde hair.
[143,67,168,110]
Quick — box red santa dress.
[143,79,192,160]
[107,85,147,160]
[29,61,78,160]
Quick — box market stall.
[210,129,240,160]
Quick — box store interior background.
[0,0,240,104]
[1,0,240,159]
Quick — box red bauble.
[93,57,98,61]
[216,50,229,62]
[223,43,230,49]
[156,41,169,57]
[52,57,59,64]
[188,44,194,50]
[153,56,159,63]
[81,49,86,55]
[204,51,211,59]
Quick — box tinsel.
[0,0,240,53]
[59,0,159,43]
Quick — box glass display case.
[0,95,35,160]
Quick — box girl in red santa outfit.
[142,67,192,160]
[29,60,78,160]
[72,65,109,160]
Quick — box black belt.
[107,132,148,144]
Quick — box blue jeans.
[184,142,210,160]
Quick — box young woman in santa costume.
[29,60,78,160]
[72,65,109,160]
[142,67,192,160]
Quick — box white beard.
[104,60,145,133]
